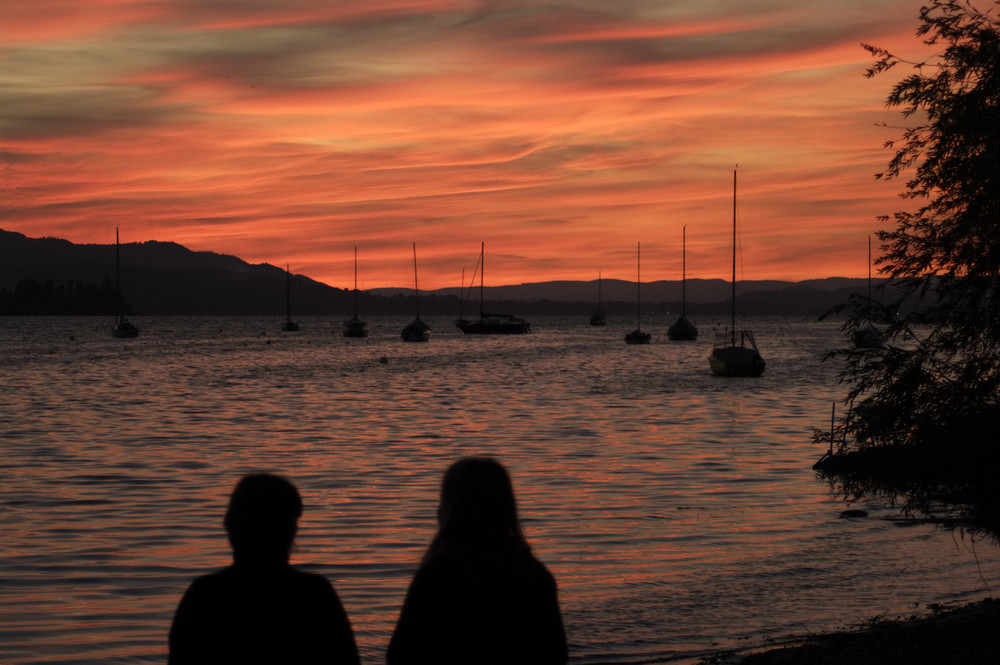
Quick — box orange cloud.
[1,1,933,289]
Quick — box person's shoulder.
[184,566,234,592]
[518,553,559,586]
[287,566,335,588]
[411,551,477,591]
[284,566,343,602]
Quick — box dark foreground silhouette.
[168,473,360,665]
[721,598,1000,665]
[387,457,568,665]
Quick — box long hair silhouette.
[425,456,530,561]
[387,457,567,664]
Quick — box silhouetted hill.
[1,229,888,316]
[0,229,355,315]
[376,276,874,305]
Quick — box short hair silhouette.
[168,473,360,665]
[387,457,567,665]
[224,473,302,562]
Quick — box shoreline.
[697,597,999,664]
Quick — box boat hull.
[456,316,530,334]
[708,344,765,377]
[401,318,431,342]
[343,318,369,338]
[112,321,139,338]
[852,321,884,349]
[624,329,651,344]
[667,316,698,341]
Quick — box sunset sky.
[1,1,941,290]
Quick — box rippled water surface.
[2,314,998,664]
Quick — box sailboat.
[343,246,369,337]
[624,242,651,344]
[281,264,300,331]
[111,227,139,338]
[853,235,884,349]
[708,170,765,377]
[667,226,698,341]
[456,242,530,334]
[401,243,431,342]
[589,271,607,326]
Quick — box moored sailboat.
[401,243,430,342]
[456,242,530,334]
[624,242,651,344]
[852,235,884,350]
[281,263,300,331]
[589,271,607,326]
[343,246,369,338]
[708,170,765,376]
[111,227,139,339]
[667,225,698,341]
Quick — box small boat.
[589,271,607,326]
[708,170,765,376]
[667,226,698,341]
[624,242,651,344]
[853,236,884,349]
[281,263,299,331]
[853,321,884,349]
[401,243,430,342]
[343,247,369,338]
[111,227,139,339]
[456,242,530,334]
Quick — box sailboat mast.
[353,247,359,318]
[285,263,292,322]
[867,235,873,305]
[636,241,641,328]
[115,227,122,325]
[412,242,420,319]
[681,226,687,318]
[730,169,737,343]
[479,241,485,318]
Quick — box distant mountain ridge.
[370,276,874,305]
[1,228,884,316]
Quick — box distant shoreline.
[2,228,890,317]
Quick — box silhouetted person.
[387,457,568,665]
[169,473,360,665]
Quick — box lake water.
[2,314,998,665]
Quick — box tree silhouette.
[820,1,1000,536]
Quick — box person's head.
[431,457,529,555]
[223,473,302,564]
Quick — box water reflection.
[1,315,998,664]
